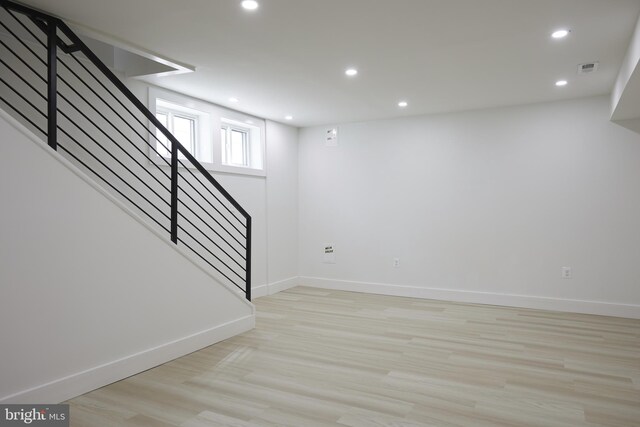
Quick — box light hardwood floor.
[67,287,640,426]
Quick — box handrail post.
[170,141,178,243]
[245,217,252,301]
[46,18,57,150]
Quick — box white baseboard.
[253,277,299,299]
[300,277,640,319]
[0,315,255,404]
[269,277,299,295]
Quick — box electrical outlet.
[393,258,400,268]
[561,267,572,279]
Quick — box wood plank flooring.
[67,287,640,426]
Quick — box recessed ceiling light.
[551,29,570,39]
[398,101,408,108]
[229,97,239,103]
[345,68,358,77]
[555,80,568,87]
[241,0,259,11]
[285,115,293,120]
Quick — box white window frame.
[154,108,198,159]
[221,123,250,167]
[218,116,264,175]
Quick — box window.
[155,108,197,160]
[151,97,212,165]
[220,118,264,174]
[149,87,265,177]
[221,124,250,167]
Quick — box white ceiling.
[19,0,640,127]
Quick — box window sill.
[149,155,266,178]
[214,163,266,177]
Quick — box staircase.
[0,0,257,404]
[0,0,252,301]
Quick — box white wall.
[265,121,299,294]
[0,111,254,403]
[298,96,640,317]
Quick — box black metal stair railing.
[0,0,252,300]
